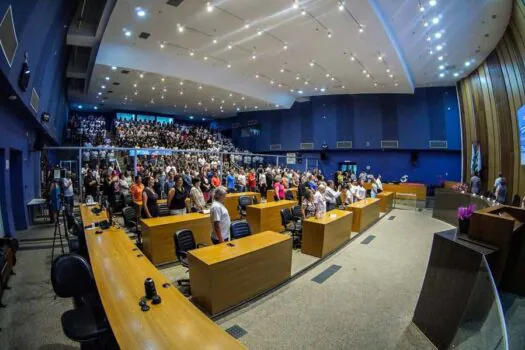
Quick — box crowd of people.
[66,114,111,146]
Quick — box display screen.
[157,117,174,124]
[116,113,135,121]
[136,114,156,122]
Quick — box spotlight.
[320,87,326,92]
[429,0,437,6]
[244,23,250,29]
[436,45,443,51]
[252,54,257,59]
[453,72,459,77]
[359,26,364,33]
[438,56,443,61]
[124,30,132,37]
[227,63,231,68]
[432,17,439,25]
[362,70,367,74]
[204,56,208,60]
[293,1,299,9]
[101,85,106,89]
[435,32,442,39]
[439,65,444,70]
[213,39,218,44]
[206,1,213,12]
[136,8,146,17]
[338,2,344,11]
[350,56,355,61]
[140,74,144,78]
[439,72,445,78]
[111,66,117,70]
[301,10,306,15]
[283,44,288,50]
[327,32,332,38]
[105,76,110,81]
[228,44,232,49]
[280,68,285,73]
[465,61,471,67]
[310,61,315,67]
[177,24,184,33]
[257,30,263,36]
[160,43,165,49]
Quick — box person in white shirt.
[258,170,267,198]
[355,180,367,201]
[370,176,378,198]
[210,187,231,244]
[324,180,340,211]
[493,172,503,192]
[237,171,247,192]
[341,184,353,205]
[376,174,383,193]
[314,184,327,217]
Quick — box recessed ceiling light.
[359,26,364,33]
[310,61,315,67]
[338,1,344,11]
[314,87,318,91]
[206,1,213,12]
[423,22,429,27]
[160,43,165,49]
[133,83,137,88]
[362,70,367,74]
[161,78,165,82]
[177,24,184,33]
[327,32,332,38]
[255,74,259,78]
[453,72,459,77]
[270,80,274,84]
[389,74,394,78]
[432,17,439,25]
[293,1,299,9]
[124,30,132,37]
[438,56,443,61]
[257,30,263,36]
[97,92,102,95]
[163,88,167,92]
[152,86,156,90]
[179,81,184,85]
[94,106,98,110]
[326,73,330,77]
[366,74,370,78]
[439,72,445,78]
[395,83,399,86]
[221,100,225,103]
[301,9,307,15]
[465,61,471,67]
[252,54,256,59]
[429,50,434,55]
[290,89,294,92]
[429,0,437,6]
[111,66,117,70]
[105,76,110,81]
[213,39,218,44]
[236,107,240,111]
[241,96,245,100]
[435,32,442,39]
[229,93,233,97]
[255,106,258,109]
[331,77,335,81]
[101,85,106,89]
[204,56,208,60]
[136,8,146,17]
[180,91,184,95]
[198,85,203,90]
[296,75,300,80]
[342,85,345,88]
[420,6,425,12]
[227,63,231,68]
[140,74,144,78]
[426,36,431,42]
[78,105,83,109]
[280,68,285,73]
[189,51,195,56]
[227,44,232,50]
[283,44,288,50]
[305,81,309,85]
[350,56,355,61]
[436,45,443,51]
[297,90,303,94]
[374,82,378,86]
[386,68,390,73]
[278,83,282,87]
[134,91,138,95]
[211,97,215,101]
[244,23,250,29]
[439,65,444,70]
[320,88,326,92]
[161,95,165,99]
[378,55,383,61]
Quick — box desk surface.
[80,205,244,349]
[80,204,108,226]
[141,213,209,228]
[190,231,289,265]
[347,198,380,209]
[133,198,167,207]
[377,191,394,197]
[304,209,351,225]
[249,200,297,210]
[226,192,260,198]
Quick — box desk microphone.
[144,278,157,299]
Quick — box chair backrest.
[174,229,196,260]
[280,207,293,226]
[285,190,294,200]
[238,196,253,210]
[122,206,137,227]
[512,194,521,207]
[292,205,303,220]
[158,203,170,217]
[230,220,252,239]
[252,195,259,204]
[51,253,95,298]
[123,194,133,207]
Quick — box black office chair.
[122,206,141,244]
[252,195,259,204]
[235,184,244,193]
[173,229,206,287]
[512,194,521,207]
[285,190,294,200]
[238,196,254,219]
[158,203,170,217]
[51,254,110,346]
[281,207,302,248]
[122,194,134,208]
[230,220,252,240]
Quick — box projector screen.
[518,105,525,165]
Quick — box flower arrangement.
[457,204,476,220]
[452,182,469,192]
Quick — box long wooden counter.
[376,191,394,213]
[246,200,296,233]
[189,231,292,315]
[266,188,298,202]
[224,192,261,220]
[141,213,212,265]
[80,204,108,226]
[364,183,427,200]
[79,204,244,349]
[301,210,353,258]
[345,198,381,233]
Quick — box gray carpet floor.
[1,208,521,349]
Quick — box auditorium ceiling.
[70,0,512,117]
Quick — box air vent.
[30,88,39,113]
[270,144,281,151]
[107,90,113,93]
[166,0,185,7]
[336,141,353,149]
[0,6,18,67]
[300,143,314,150]
[429,140,448,149]
[138,32,150,39]
[121,70,130,74]
[381,140,399,148]
[112,82,120,86]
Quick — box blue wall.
[0,0,74,236]
[217,87,462,184]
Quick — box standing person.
[258,169,267,199]
[164,172,175,196]
[298,176,308,206]
[341,184,353,205]
[325,180,340,211]
[376,174,383,193]
[142,176,159,218]
[211,172,221,189]
[273,176,285,201]
[189,177,206,212]
[102,171,117,210]
[84,169,98,201]
[314,184,327,218]
[237,171,247,192]
[495,177,507,204]
[370,176,378,198]
[49,179,62,223]
[494,172,504,192]
[470,172,481,195]
[118,173,130,197]
[62,172,74,208]
[226,171,236,192]
[301,190,318,219]
[200,173,211,202]
[130,176,144,203]
[355,180,367,201]
[210,187,231,244]
[167,175,187,215]
[248,170,256,192]
[182,169,192,194]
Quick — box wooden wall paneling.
[471,71,490,186]
[460,80,476,182]
[457,84,470,182]
[478,62,498,189]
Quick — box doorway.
[10,149,26,230]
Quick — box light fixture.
[237,107,240,111]
[255,106,259,109]
[453,72,459,77]
[136,7,146,17]
[229,93,233,97]
[140,73,144,78]
[378,55,383,61]
[204,56,208,60]
[432,17,439,25]
[97,92,102,95]
[293,1,299,9]
[280,68,285,73]
[94,106,98,110]
[160,43,165,49]
[426,36,431,42]
[163,88,167,92]
[386,68,390,73]
[283,44,288,50]
[206,1,213,12]
[124,30,132,37]
[152,86,156,90]
[366,74,370,78]
[439,65,444,70]
[429,50,434,55]
[439,72,445,78]
[161,95,165,99]
[180,91,184,95]
[270,80,274,84]
[320,87,326,92]
[395,83,399,86]
[465,61,471,67]
[275,104,280,107]
[189,50,195,56]
[297,90,303,94]
[327,32,332,38]
[296,75,300,80]
[134,91,138,95]
[339,1,344,11]
[438,56,443,61]
[278,83,282,87]
[241,96,245,100]
[435,32,442,39]
[257,30,263,36]
[350,56,355,61]
[389,74,394,78]
[359,26,364,33]
[420,6,425,12]
[177,24,184,33]
[429,0,437,6]
[326,73,331,77]
[374,82,378,86]
[362,70,367,74]
[133,83,138,88]
[105,76,110,81]
[161,77,165,82]
[252,54,257,60]
[198,101,202,106]
[436,45,443,51]
[255,74,259,78]
[101,85,106,89]
[331,77,335,81]
[310,61,315,67]
[211,97,215,101]
[227,44,232,49]
[423,22,429,27]
[111,66,117,70]
[244,23,250,29]
[305,81,309,85]
[198,85,203,90]
[342,85,345,88]
[213,39,218,44]
[227,63,231,68]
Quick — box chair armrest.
[176,250,188,258]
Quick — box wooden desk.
[141,213,212,265]
[376,191,394,213]
[79,205,244,349]
[246,200,296,233]
[364,183,427,200]
[301,210,353,258]
[224,192,261,220]
[189,231,292,315]
[267,188,297,202]
[79,204,108,226]
[133,198,167,207]
[345,198,381,232]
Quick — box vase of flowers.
[452,182,469,192]
[457,204,476,234]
